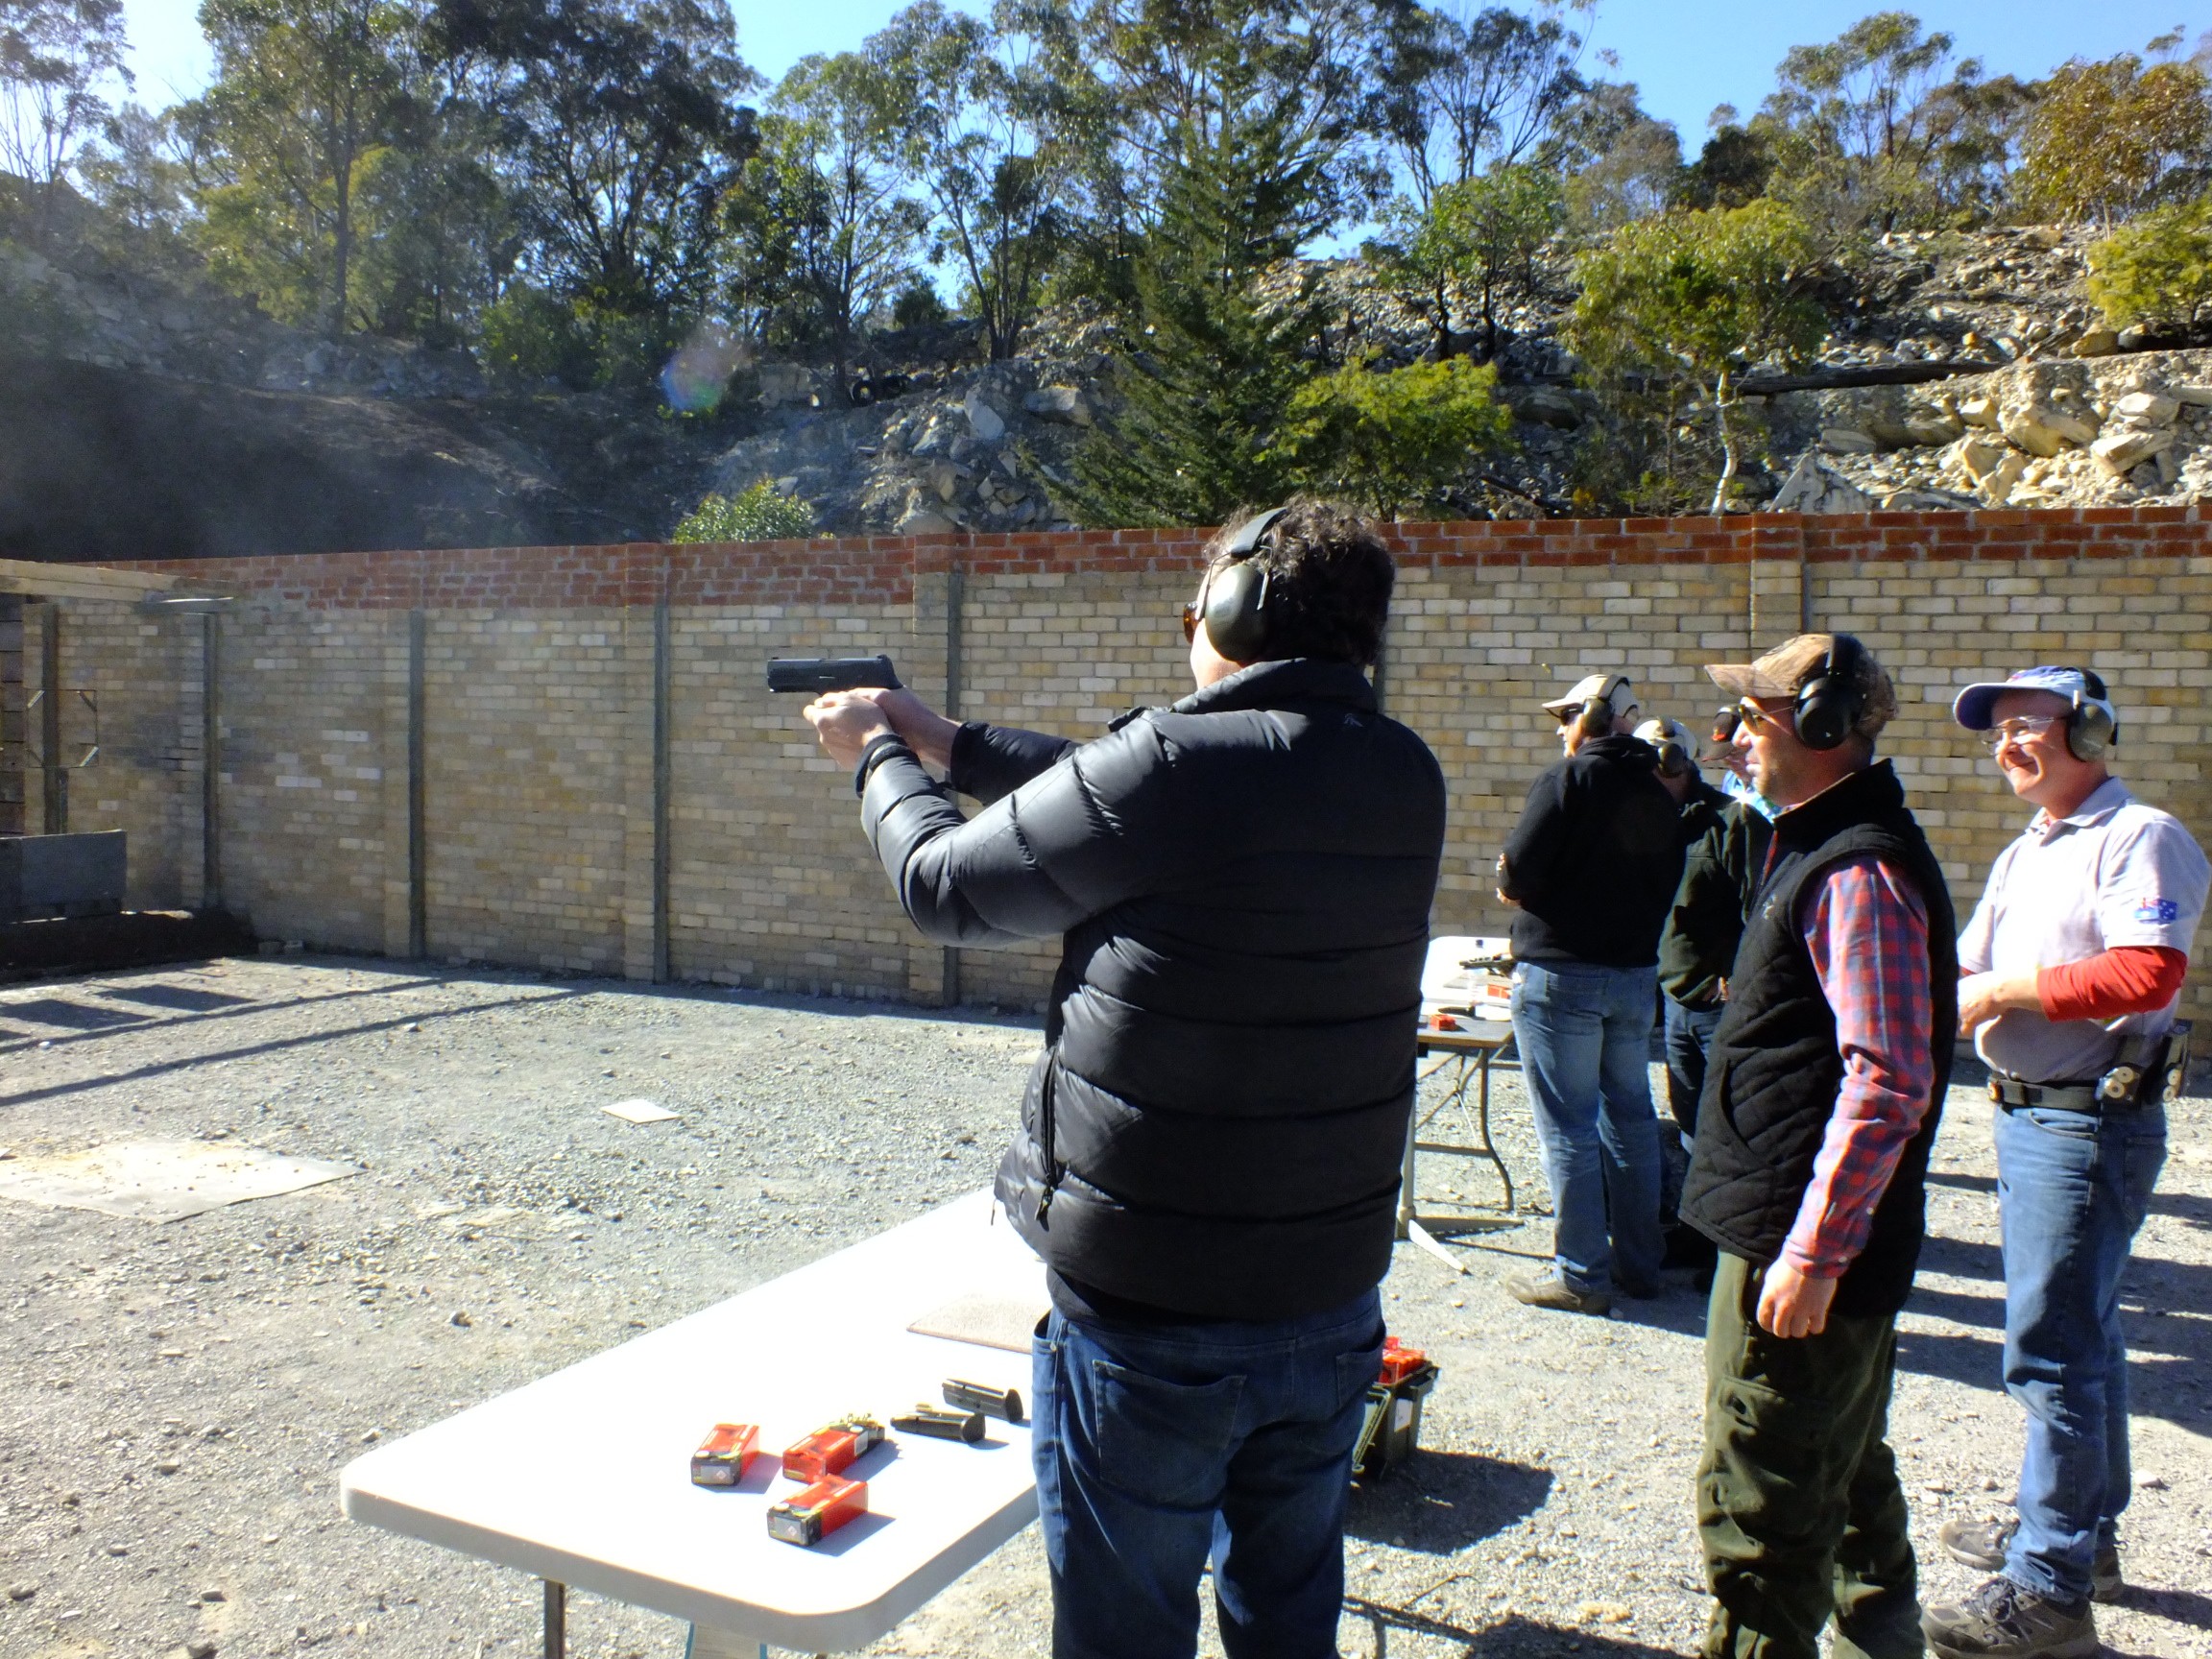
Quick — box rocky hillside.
[5,199,2209,559]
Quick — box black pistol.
[765,655,903,694]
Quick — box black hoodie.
[1499,733,1686,968]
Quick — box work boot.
[1938,1516,2123,1603]
[1507,1272,1610,1316]
[1922,1575,2096,1659]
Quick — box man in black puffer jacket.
[802,499,1446,1659]
[1679,634,1954,1659]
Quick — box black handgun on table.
[764,655,903,694]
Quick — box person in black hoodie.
[801,499,1446,1659]
[1497,672,1686,1315]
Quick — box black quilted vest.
[1678,761,1957,1317]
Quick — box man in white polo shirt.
[1922,665,2207,1659]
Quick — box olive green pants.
[1695,1254,1923,1659]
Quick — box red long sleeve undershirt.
[2034,946,2189,1023]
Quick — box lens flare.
[661,325,744,413]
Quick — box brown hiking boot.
[1506,1272,1611,1316]
[1923,1575,2097,1659]
[1938,1516,2122,1603]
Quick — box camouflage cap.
[1705,633,1897,740]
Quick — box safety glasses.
[1983,714,2062,754]
[1734,699,1793,736]
[1181,602,1202,644]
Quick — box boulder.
[1022,385,1093,426]
[1901,410,1965,445]
[1959,394,2001,429]
[927,459,967,503]
[2114,391,2179,425]
[1820,426,1880,454]
[962,387,1006,442]
[1511,385,1584,428]
[1949,434,2012,485]
[1979,449,2029,506]
[1770,451,1877,514]
[896,505,957,535]
[757,364,814,408]
[2000,402,2099,457]
[2069,327,2120,358]
[2090,426,2173,477]
[2172,384,2212,408]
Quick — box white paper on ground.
[603,1098,679,1124]
[0,1139,360,1221]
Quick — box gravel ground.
[1,955,2206,1659]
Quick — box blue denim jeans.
[1030,1290,1383,1659]
[1662,994,1725,1144]
[1993,1100,2168,1606]
[1509,960,1665,1296]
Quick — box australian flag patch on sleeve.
[2134,898,2181,925]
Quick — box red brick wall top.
[101,505,2208,609]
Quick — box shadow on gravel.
[100,981,257,1013]
[2110,1581,2212,1632]
[1926,1169,1997,1195]
[0,986,589,1109]
[1892,1329,2210,1430]
[1339,1603,1688,1657]
[1347,1451,1552,1554]
[0,972,446,1055]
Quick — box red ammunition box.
[780,1416,885,1482]
[690,1422,759,1488]
[766,1476,869,1547]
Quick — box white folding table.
[340,1190,1046,1656]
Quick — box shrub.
[672,481,817,542]
[478,286,594,390]
[1275,356,1512,519]
[2087,196,2212,330]
[890,279,950,331]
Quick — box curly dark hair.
[1198,497,1396,667]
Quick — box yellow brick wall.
[24,547,2210,1030]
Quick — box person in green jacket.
[1655,711,1778,1274]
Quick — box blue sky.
[120,0,2199,133]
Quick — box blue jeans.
[1994,1101,2168,1606]
[1030,1291,1383,1659]
[1663,994,1725,1143]
[1510,960,1665,1296]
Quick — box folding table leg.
[543,1580,565,1659]
[682,1623,774,1658]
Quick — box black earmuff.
[1794,634,1867,752]
[2064,666,2116,761]
[1575,697,1614,745]
[1200,506,1289,663]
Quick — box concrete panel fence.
[9,506,2209,1024]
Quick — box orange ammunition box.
[1379,1336,1431,1386]
[780,1416,884,1482]
[690,1422,759,1487]
[766,1476,869,1547]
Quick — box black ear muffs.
[1574,697,1615,745]
[1199,506,1289,662]
[1794,634,1867,752]
[2065,667,2117,760]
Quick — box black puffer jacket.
[860,659,1447,1319]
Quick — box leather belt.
[1989,1077,2104,1111]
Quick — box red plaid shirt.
[1782,855,1937,1278]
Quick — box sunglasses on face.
[1734,699,1792,735]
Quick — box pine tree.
[1060,68,1334,528]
